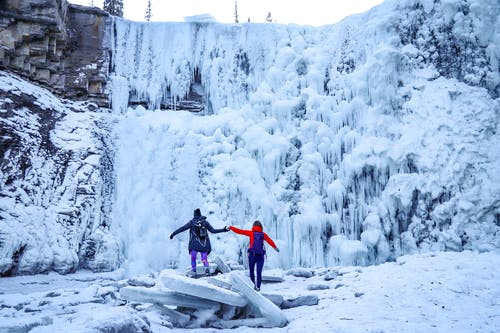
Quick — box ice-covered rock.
[282,295,319,309]
[286,267,314,278]
[0,72,119,276]
[127,275,156,288]
[307,284,330,290]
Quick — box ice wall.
[110,0,500,273]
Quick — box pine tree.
[145,0,152,21]
[103,0,123,17]
[266,12,273,23]
[234,1,239,23]
[89,0,94,6]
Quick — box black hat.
[194,208,201,217]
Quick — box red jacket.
[229,225,277,250]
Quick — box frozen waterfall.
[110,0,500,275]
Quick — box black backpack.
[250,231,266,255]
[193,219,208,239]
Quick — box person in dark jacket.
[228,220,279,291]
[170,208,228,275]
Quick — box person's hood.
[251,225,263,232]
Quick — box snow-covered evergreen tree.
[266,12,274,23]
[103,0,123,17]
[144,0,152,21]
[234,1,239,23]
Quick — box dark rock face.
[0,0,111,106]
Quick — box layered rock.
[0,0,111,106]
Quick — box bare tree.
[234,1,239,23]
[145,0,152,21]
[103,0,123,17]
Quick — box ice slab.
[213,317,274,329]
[213,256,231,273]
[160,269,247,307]
[150,304,190,327]
[119,286,219,310]
[206,276,233,290]
[244,268,285,282]
[229,271,287,327]
[261,268,285,282]
[261,293,285,307]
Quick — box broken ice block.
[229,271,287,327]
[160,269,247,307]
[150,304,190,326]
[213,256,231,273]
[119,286,219,310]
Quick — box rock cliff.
[0,0,111,106]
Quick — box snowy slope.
[110,0,500,273]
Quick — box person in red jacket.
[228,220,279,291]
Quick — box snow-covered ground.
[1,250,499,332]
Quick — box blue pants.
[248,252,265,288]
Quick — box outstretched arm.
[170,220,191,239]
[264,233,278,250]
[206,221,228,234]
[228,226,252,237]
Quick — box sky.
[69,0,384,26]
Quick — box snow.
[1,251,500,332]
[1,0,500,330]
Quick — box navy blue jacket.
[171,216,227,253]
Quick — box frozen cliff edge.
[0,72,120,275]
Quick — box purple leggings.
[190,250,209,271]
